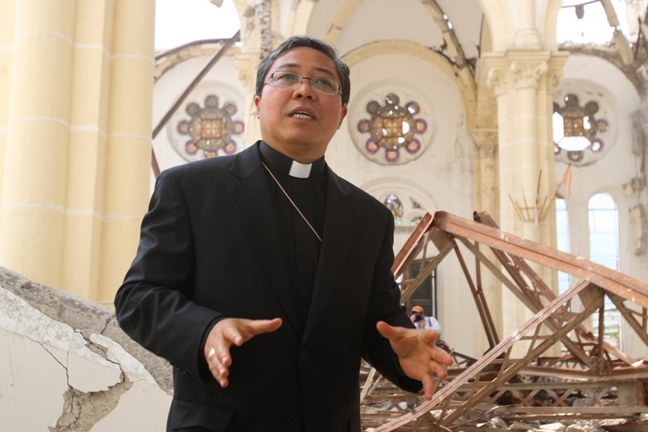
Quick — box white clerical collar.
[288,160,312,178]
[258,141,326,178]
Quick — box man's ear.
[338,105,348,128]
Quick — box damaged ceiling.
[308,0,483,72]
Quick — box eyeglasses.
[264,71,341,96]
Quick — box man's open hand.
[204,317,282,388]
[376,321,453,400]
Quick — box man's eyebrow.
[273,62,337,77]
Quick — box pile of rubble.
[477,415,648,431]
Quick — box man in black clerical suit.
[114,36,452,432]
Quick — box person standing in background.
[409,305,443,334]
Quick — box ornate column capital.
[546,54,568,91]
[509,59,548,89]
[481,51,567,93]
[481,53,509,96]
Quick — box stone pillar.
[514,0,542,49]
[472,129,499,220]
[98,0,155,305]
[0,0,76,288]
[470,128,503,353]
[0,1,155,304]
[481,50,567,348]
[61,0,115,299]
[234,52,263,145]
[0,0,16,201]
[233,0,272,147]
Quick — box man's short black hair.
[255,35,350,106]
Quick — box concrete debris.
[489,417,509,429]
[537,423,566,431]
[469,418,640,431]
[49,382,131,432]
[509,422,540,430]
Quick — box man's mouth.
[290,110,314,120]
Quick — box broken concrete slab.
[0,267,172,432]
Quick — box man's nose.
[294,77,316,97]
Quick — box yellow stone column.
[98,0,155,305]
[482,50,567,349]
[60,0,113,299]
[0,0,154,303]
[60,0,154,303]
[0,0,17,200]
[0,0,76,288]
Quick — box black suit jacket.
[114,141,421,432]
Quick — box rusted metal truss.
[361,211,648,431]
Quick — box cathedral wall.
[557,54,648,357]
[326,50,479,357]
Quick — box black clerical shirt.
[259,141,327,328]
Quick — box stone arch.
[476,0,516,52]
[289,0,363,39]
[540,0,564,50]
[292,0,497,67]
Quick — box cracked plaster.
[0,267,171,431]
[0,288,122,392]
[1,327,67,431]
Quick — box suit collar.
[227,141,262,179]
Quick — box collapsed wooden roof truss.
[361,211,648,431]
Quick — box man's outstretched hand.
[204,317,282,388]
[376,321,453,400]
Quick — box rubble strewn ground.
[474,414,648,431]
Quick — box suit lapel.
[227,144,302,336]
[302,170,359,343]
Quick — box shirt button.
[300,349,310,360]
[285,413,297,424]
